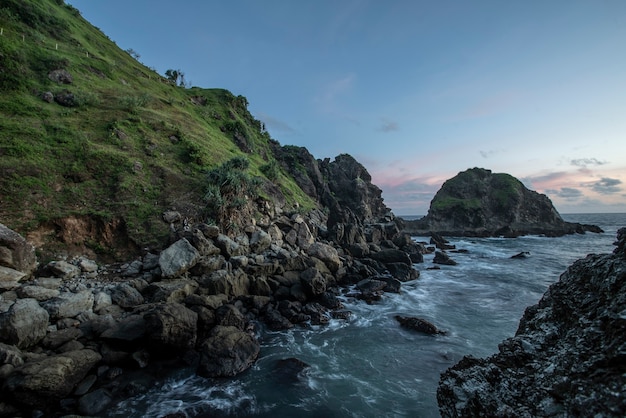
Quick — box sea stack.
[402,168,602,237]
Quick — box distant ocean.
[109,213,626,418]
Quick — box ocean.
[108,213,626,418]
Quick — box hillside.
[0,0,318,259]
[403,168,601,237]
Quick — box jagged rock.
[197,325,260,377]
[433,251,457,266]
[395,315,445,335]
[0,299,49,348]
[437,229,626,417]
[511,251,531,259]
[263,307,294,331]
[0,224,37,276]
[214,304,245,329]
[143,302,198,350]
[404,168,602,237]
[386,262,419,282]
[159,238,200,279]
[306,242,341,272]
[273,358,310,385]
[4,349,102,408]
[77,257,98,273]
[41,91,54,103]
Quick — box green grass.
[0,0,317,250]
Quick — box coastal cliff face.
[404,168,601,237]
[437,228,626,417]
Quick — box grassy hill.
[0,0,315,259]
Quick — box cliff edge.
[402,168,601,237]
[437,228,626,417]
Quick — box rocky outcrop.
[0,223,37,289]
[0,206,425,416]
[403,168,602,237]
[437,228,626,417]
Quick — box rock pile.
[0,211,425,416]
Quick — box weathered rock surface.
[197,325,260,377]
[403,168,602,237]
[395,315,446,335]
[0,299,49,349]
[159,238,200,278]
[437,228,626,417]
[4,349,102,408]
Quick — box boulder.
[0,342,24,367]
[433,251,457,266]
[159,238,200,279]
[197,269,249,297]
[197,326,260,377]
[48,69,73,84]
[4,349,101,408]
[0,223,37,276]
[0,299,49,349]
[17,285,60,301]
[369,248,412,266]
[300,267,327,297]
[143,279,198,304]
[110,283,144,308]
[306,242,341,272]
[250,230,272,254]
[143,303,198,350]
[0,266,26,290]
[43,291,94,319]
[395,315,446,335]
[215,234,244,259]
[47,260,81,279]
[100,315,146,342]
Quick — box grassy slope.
[0,0,314,254]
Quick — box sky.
[67,0,626,215]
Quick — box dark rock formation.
[403,168,602,237]
[433,251,457,266]
[437,228,626,417]
[395,315,446,335]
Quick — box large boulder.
[42,291,94,320]
[305,242,341,272]
[4,349,101,408]
[403,168,603,237]
[159,238,200,279]
[0,223,37,277]
[143,302,198,350]
[0,299,49,349]
[437,229,626,417]
[197,325,260,377]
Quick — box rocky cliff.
[437,228,626,417]
[403,168,601,237]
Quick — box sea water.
[108,213,626,418]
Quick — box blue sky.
[68,0,626,215]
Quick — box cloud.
[545,187,583,201]
[590,177,622,194]
[570,158,607,168]
[479,149,505,159]
[255,111,296,134]
[314,73,356,111]
[378,118,399,132]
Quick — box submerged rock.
[395,315,446,335]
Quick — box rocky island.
[403,168,602,237]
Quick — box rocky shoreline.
[0,210,427,417]
[437,227,626,417]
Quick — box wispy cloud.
[571,158,607,168]
[314,73,356,111]
[545,187,583,201]
[590,177,622,194]
[378,118,399,132]
[479,148,505,159]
